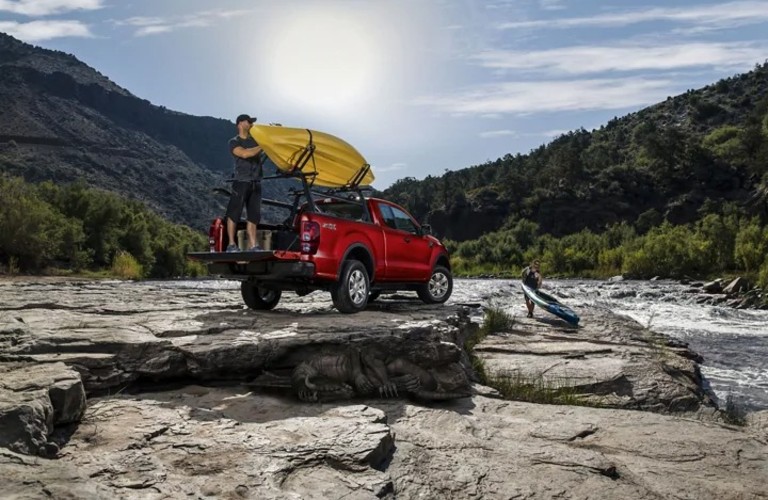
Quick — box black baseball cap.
[235,114,256,124]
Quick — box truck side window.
[378,204,397,229]
[380,204,418,233]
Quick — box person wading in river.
[522,259,543,318]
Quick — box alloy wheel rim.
[348,269,368,305]
[429,272,448,298]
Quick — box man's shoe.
[527,312,533,318]
[248,245,263,252]
[226,244,239,252]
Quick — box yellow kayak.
[249,124,375,188]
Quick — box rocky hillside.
[384,63,768,240]
[0,33,285,230]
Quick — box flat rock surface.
[475,306,714,412]
[1,277,766,499]
[3,387,766,499]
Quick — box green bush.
[482,305,515,336]
[758,255,768,290]
[622,222,709,278]
[0,176,206,277]
[597,247,624,275]
[111,251,144,279]
[488,371,583,406]
[186,260,208,277]
[0,177,76,270]
[695,213,737,272]
[734,218,768,272]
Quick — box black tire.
[331,259,369,313]
[241,281,282,310]
[417,265,453,304]
[368,290,382,303]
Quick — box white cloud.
[474,42,767,74]
[0,0,102,16]
[119,16,165,27]
[539,0,565,11]
[479,129,517,138]
[115,9,252,37]
[135,25,172,37]
[499,1,768,30]
[0,19,92,41]
[415,78,674,115]
[378,163,407,173]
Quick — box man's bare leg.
[227,217,237,247]
[247,221,258,249]
[525,297,535,317]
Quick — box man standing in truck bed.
[225,114,264,252]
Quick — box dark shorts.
[225,180,262,224]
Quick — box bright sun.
[262,8,383,114]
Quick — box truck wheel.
[241,281,282,310]
[417,265,453,304]
[331,259,369,313]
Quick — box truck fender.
[338,243,375,282]
[430,251,451,272]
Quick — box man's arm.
[232,145,262,159]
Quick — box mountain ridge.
[0,32,285,230]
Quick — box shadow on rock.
[119,384,476,427]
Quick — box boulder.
[0,362,85,456]
[702,279,723,293]
[723,277,750,295]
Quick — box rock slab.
[0,362,85,456]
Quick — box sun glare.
[262,8,383,114]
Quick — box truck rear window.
[318,201,368,221]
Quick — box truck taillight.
[300,221,320,254]
[209,217,224,252]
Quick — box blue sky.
[2,0,768,189]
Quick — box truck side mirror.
[420,224,432,235]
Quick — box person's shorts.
[225,180,262,224]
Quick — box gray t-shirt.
[228,134,263,181]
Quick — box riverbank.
[2,277,767,498]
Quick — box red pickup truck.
[189,191,453,313]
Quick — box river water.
[452,278,768,412]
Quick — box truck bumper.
[206,260,315,280]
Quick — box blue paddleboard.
[521,283,580,326]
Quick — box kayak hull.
[521,283,580,326]
[249,124,375,188]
